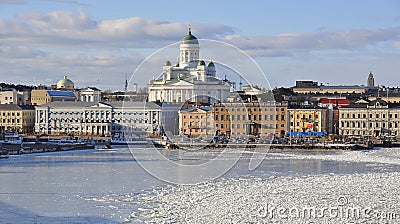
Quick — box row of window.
[343,130,398,136]
[215,114,285,121]
[291,114,320,119]
[1,112,21,116]
[290,122,319,127]
[341,121,399,129]
[341,112,399,119]
[214,107,284,112]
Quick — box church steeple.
[179,25,199,67]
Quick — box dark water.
[0,147,398,223]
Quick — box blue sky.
[0,0,399,90]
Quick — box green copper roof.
[181,30,198,44]
[198,60,205,66]
[208,61,215,67]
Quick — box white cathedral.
[148,27,231,103]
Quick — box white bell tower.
[179,25,200,68]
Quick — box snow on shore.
[130,172,400,223]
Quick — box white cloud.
[223,28,400,57]
[0,11,235,49]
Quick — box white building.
[80,87,102,102]
[0,90,30,105]
[148,27,231,103]
[339,99,400,137]
[35,101,163,136]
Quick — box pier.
[0,142,95,156]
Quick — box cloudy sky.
[0,0,399,91]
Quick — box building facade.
[148,27,231,103]
[339,99,400,137]
[0,105,35,133]
[80,87,102,102]
[35,102,162,136]
[178,106,214,138]
[0,91,30,105]
[212,101,288,138]
[31,90,77,105]
[288,106,329,134]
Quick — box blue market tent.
[286,132,327,137]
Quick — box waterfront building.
[148,27,231,103]
[0,104,35,133]
[31,90,77,105]
[212,101,288,137]
[35,101,162,136]
[80,87,102,102]
[339,98,400,137]
[0,90,31,105]
[178,106,214,137]
[288,106,329,134]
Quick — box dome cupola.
[56,75,74,90]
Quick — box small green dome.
[207,61,215,67]
[198,60,205,66]
[164,60,171,66]
[181,28,198,44]
[174,62,179,67]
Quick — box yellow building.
[213,101,288,137]
[178,107,214,138]
[31,90,77,105]
[288,107,328,133]
[0,105,35,134]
